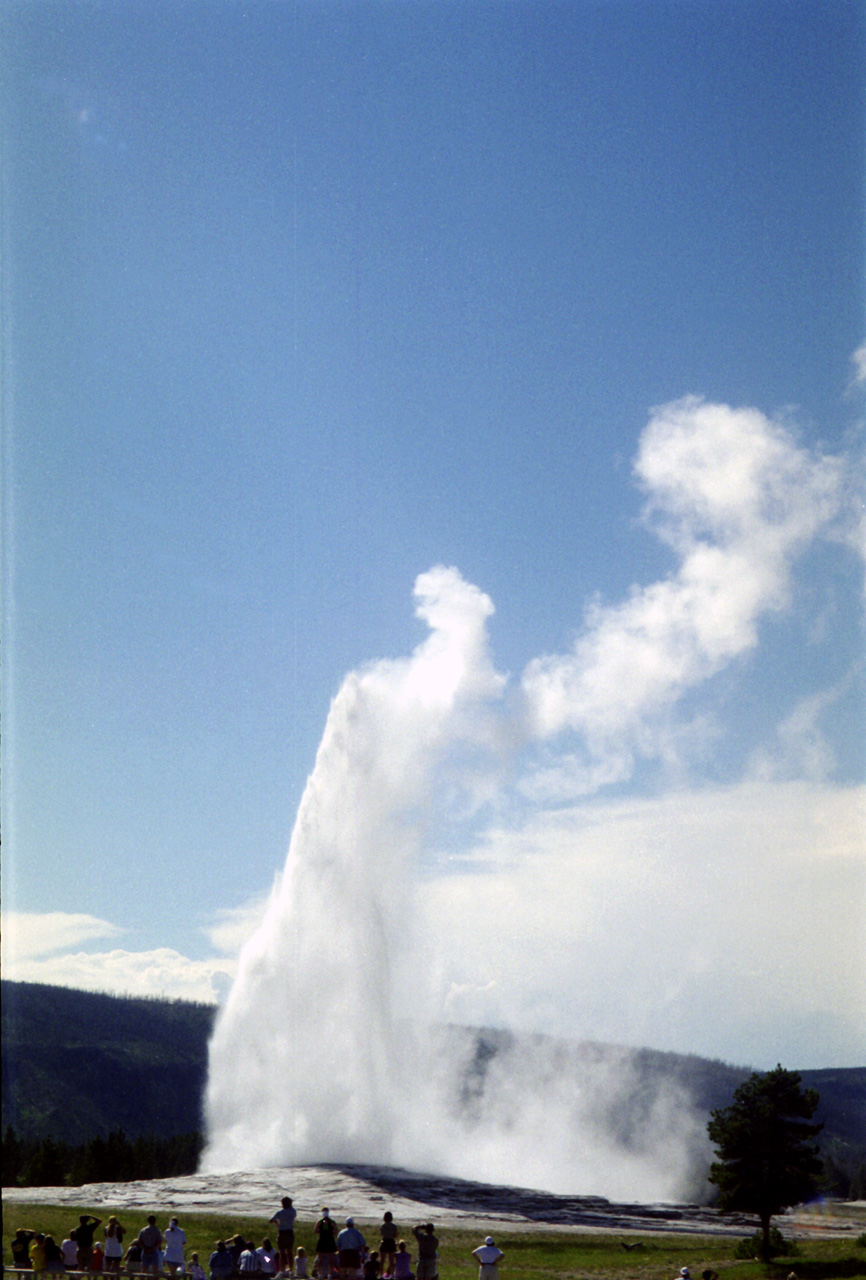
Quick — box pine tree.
[708,1065,823,1260]
[24,1134,69,1186]
[2,1125,24,1186]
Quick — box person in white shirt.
[256,1240,278,1278]
[164,1219,187,1277]
[104,1218,127,1273]
[471,1237,504,1280]
[61,1236,78,1268]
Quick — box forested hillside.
[2,981,215,1143]
[3,981,864,1196]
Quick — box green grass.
[5,1210,866,1280]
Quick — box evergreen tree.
[708,1065,823,1259]
[105,1128,134,1181]
[2,1125,24,1186]
[24,1135,69,1186]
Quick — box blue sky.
[2,0,864,1071]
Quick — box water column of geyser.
[204,564,708,1199]
[203,566,505,1173]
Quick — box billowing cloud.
[521,398,847,797]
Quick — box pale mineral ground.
[4,1165,864,1240]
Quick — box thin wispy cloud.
[748,669,861,783]
[2,911,123,959]
[203,896,272,956]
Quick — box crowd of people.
[9,1215,191,1278]
[6,1207,721,1280]
[7,1201,506,1280]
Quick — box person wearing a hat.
[678,1269,691,1279]
[471,1237,504,1280]
[337,1218,366,1278]
[104,1217,127,1273]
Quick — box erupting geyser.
[203,567,506,1168]
[201,402,853,1198]
[202,565,706,1201]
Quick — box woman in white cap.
[471,1237,504,1280]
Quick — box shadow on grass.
[769,1262,866,1279]
[500,1239,627,1254]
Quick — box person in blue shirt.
[209,1240,235,1280]
[337,1220,366,1278]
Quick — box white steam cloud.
[521,398,845,797]
[205,567,506,1170]
[204,400,858,1200]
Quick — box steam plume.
[204,401,854,1198]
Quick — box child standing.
[379,1216,398,1279]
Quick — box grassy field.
[5,1208,866,1280]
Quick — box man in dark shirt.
[314,1208,338,1279]
[412,1225,439,1280]
[210,1241,235,1280]
[76,1215,103,1269]
[11,1229,37,1268]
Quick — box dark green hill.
[2,981,215,1143]
[3,981,864,1194]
